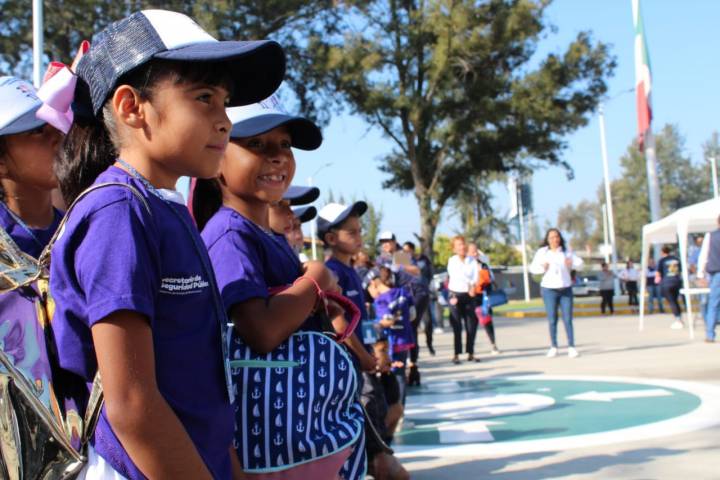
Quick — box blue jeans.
[541,287,575,347]
[704,273,720,340]
[646,284,664,313]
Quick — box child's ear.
[324,231,337,246]
[112,85,145,129]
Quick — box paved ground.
[396,311,720,479]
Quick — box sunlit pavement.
[396,311,720,479]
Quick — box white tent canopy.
[639,197,720,338]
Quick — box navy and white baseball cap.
[227,93,322,150]
[284,185,320,205]
[75,9,285,115]
[293,205,317,223]
[316,201,367,238]
[0,77,45,136]
[378,230,396,242]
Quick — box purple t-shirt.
[373,287,416,355]
[50,166,233,480]
[0,203,62,259]
[201,206,321,332]
[325,257,371,352]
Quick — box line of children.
[46,9,284,479]
[317,203,410,480]
[0,8,419,479]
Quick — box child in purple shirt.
[194,95,366,478]
[0,76,64,425]
[49,10,285,479]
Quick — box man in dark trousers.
[698,215,720,342]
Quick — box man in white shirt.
[619,261,640,307]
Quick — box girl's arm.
[529,249,547,275]
[92,311,212,480]
[230,262,336,353]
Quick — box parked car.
[572,274,600,296]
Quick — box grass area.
[493,298,545,313]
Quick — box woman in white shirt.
[530,228,583,358]
[446,235,480,364]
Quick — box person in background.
[290,205,316,261]
[268,184,319,259]
[697,215,720,342]
[688,234,704,274]
[598,262,615,315]
[468,243,500,355]
[530,228,583,358]
[402,240,436,357]
[619,260,640,307]
[446,235,480,364]
[646,257,664,314]
[656,245,684,330]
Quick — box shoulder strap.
[36,182,151,449]
[38,182,151,268]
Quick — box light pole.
[32,0,44,87]
[710,156,719,199]
[308,162,333,260]
[598,103,620,292]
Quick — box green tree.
[308,0,614,258]
[556,199,600,252]
[0,0,340,124]
[433,234,453,270]
[606,124,708,259]
[360,198,383,250]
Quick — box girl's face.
[220,126,295,204]
[547,230,561,249]
[268,199,295,235]
[287,218,304,249]
[139,79,231,180]
[0,124,62,191]
[453,238,467,256]
[329,216,363,256]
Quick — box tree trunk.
[417,192,438,263]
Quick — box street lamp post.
[32,0,44,87]
[598,103,620,293]
[308,162,333,260]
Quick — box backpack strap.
[37,182,152,449]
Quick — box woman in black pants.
[656,245,684,329]
[446,235,480,363]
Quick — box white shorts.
[77,445,128,480]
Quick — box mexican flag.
[632,0,652,149]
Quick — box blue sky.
[292,0,720,245]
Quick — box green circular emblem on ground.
[394,375,720,456]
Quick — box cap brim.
[284,185,320,205]
[154,40,285,107]
[317,201,367,238]
[230,113,322,150]
[0,107,45,136]
[293,206,317,223]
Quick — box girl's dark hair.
[192,178,223,231]
[378,266,394,287]
[541,228,566,251]
[58,59,233,204]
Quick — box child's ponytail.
[192,178,223,231]
[57,108,116,205]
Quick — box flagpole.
[598,104,620,292]
[32,0,44,87]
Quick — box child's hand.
[379,315,395,328]
[303,261,338,292]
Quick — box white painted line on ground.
[566,388,672,402]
